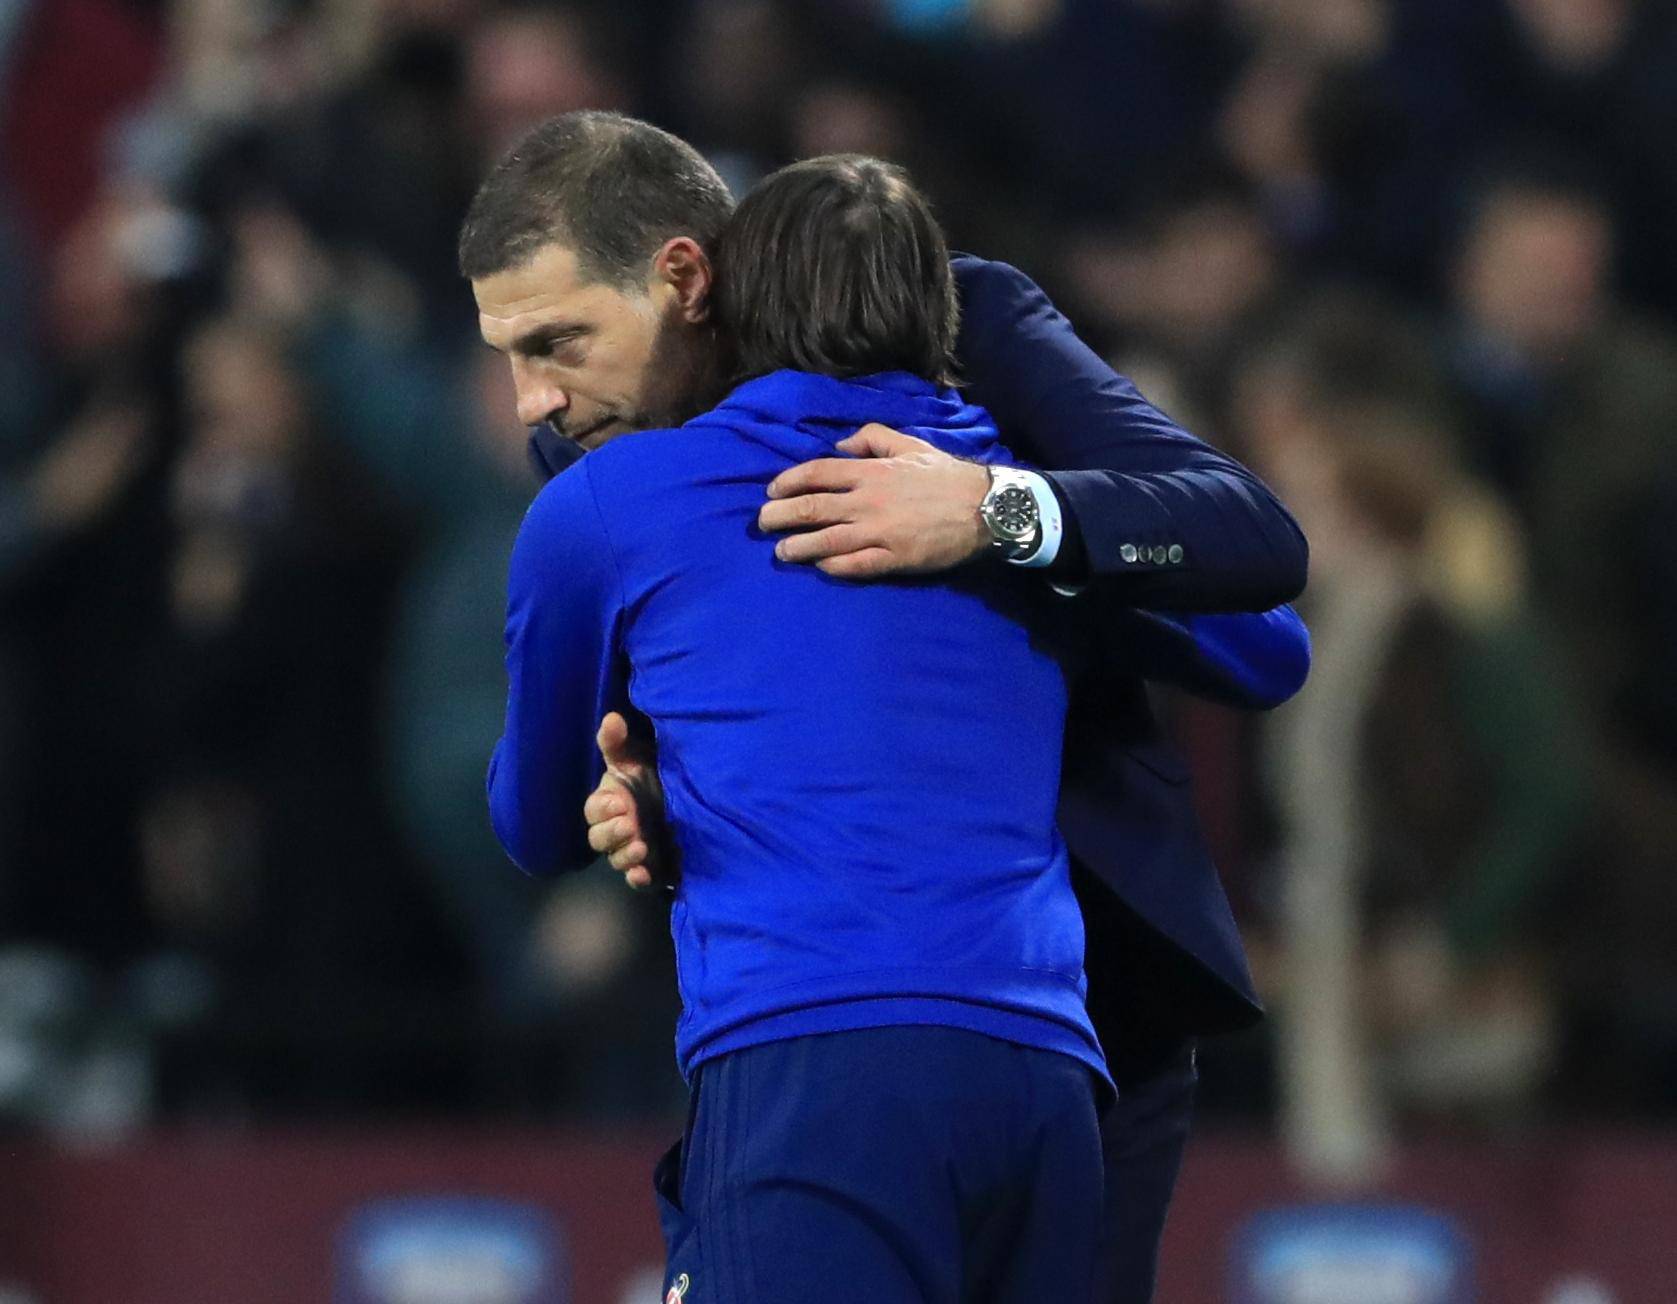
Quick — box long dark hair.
[713,155,960,387]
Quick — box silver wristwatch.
[979,466,1043,561]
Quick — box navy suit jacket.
[953,255,1308,1038]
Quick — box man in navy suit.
[469,112,1307,1302]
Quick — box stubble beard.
[640,314,728,430]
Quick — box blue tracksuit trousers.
[655,1026,1104,1303]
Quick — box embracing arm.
[752,255,1311,701]
[1105,604,1312,710]
[956,255,1307,611]
[488,461,629,876]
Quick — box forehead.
[472,242,641,346]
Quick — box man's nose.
[513,362,568,428]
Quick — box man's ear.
[652,237,714,323]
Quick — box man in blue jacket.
[463,113,1308,1302]
[489,152,1140,1302]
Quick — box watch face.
[991,485,1037,539]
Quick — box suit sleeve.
[487,459,629,876]
[954,255,1308,611]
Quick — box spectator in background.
[1441,140,1677,1116]
[1487,0,1677,316]
[234,1,628,338]
[1444,169,1677,917]
[130,314,428,1110]
[1241,297,1587,1180]
[236,11,481,341]
[1059,169,1283,423]
[466,5,627,158]
[1216,0,1392,267]
[1444,165,1658,504]
[2,186,185,965]
[672,0,800,190]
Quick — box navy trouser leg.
[962,1046,1106,1304]
[1091,1040,1198,1304]
[655,1027,1103,1304]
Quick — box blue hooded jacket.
[489,369,1112,1084]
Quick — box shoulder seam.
[576,457,631,618]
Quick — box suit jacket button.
[1150,546,1169,564]
[1120,544,1139,563]
[1167,544,1184,564]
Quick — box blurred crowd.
[2,0,1675,1167]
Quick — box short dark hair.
[458,110,736,285]
[713,155,959,386]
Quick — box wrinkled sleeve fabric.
[487,458,628,876]
[953,254,1308,611]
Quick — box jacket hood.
[703,369,1000,459]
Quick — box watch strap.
[1006,469,1063,570]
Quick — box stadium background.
[2,0,1675,1299]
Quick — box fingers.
[774,524,873,565]
[765,458,863,501]
[815,547,898,580]
[582,781,628,827]
[587,814,642,855]
[585,772,642,856]
[758,490,855,535]
[608,840,648,871]
[834,423,927,458]
[591,810,654,890]
[587,722,664,891]
[595,712,633,769]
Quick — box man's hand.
[583,712,672,890]
[757,423,992,579]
